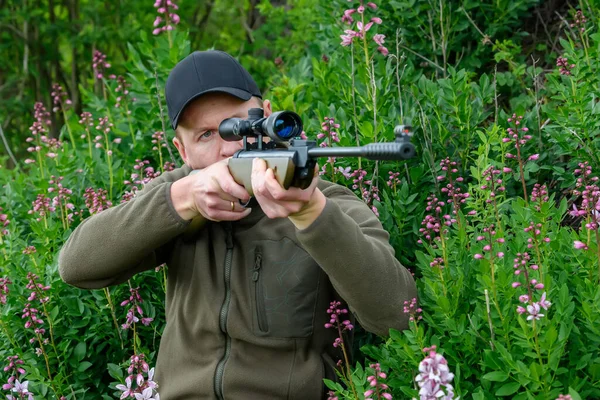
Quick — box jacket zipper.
[252,247,268,332]
[214,222,234,400]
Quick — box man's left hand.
[251,158,326,230]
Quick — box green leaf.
[568,387,583,400]
[77,361,93,372]
[545,325,557,347]
[495,382,521,396]
[471,387,485,400]
[360,121,374,139]
[576,353,592,370]
[74,341,86,363]
[482,371,509,382]
[107,363,123,380]
[50,306,59,321]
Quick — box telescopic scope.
[219,108,303,143]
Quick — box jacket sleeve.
[58,168,192,290]
[295,184,418,337]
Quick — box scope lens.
[274,114,298,139]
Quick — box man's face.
[173,92,271,169]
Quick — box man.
[58,50,417,399]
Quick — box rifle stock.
[228,157,297,196]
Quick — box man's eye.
[199,130,214,140]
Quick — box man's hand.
[251,158,326,230]
[171,159,252,222]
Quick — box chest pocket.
[249,237,321,338]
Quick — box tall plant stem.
[515,149,529,205]
[596,230,600,285]
[531,319,547,393]
[124,102,136,145]
[104,288,124,349]
[350,44,361,170]
[369,59,377,142]
[154,69,177,165]
[337,323,358,400]
[394,29,404,122]
[532,234,544,283]
[487,235,504,322]
[62,109,76,151]
[438,0,448,77]
[104,134,114,200]
[86,127,93,159]
[36,136,46,180]
[438,235,449,297]
[579,30,590,67]
[484,289,495,350]
[35,333,61,398]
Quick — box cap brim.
[172,87,254,130]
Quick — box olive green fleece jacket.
[58,164,417,400]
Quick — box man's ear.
[172,135,189,166]
[262,99,273,117]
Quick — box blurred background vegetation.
[0,0,579,166]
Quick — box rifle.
[218,108,416,196]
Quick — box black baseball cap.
[165,50,262,130]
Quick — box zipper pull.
[252,248,262,282]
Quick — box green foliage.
[2,0,600,399]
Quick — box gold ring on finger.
[231,201,235,211]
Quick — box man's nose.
[220,137,244,158]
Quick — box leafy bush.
[1,0,600,399]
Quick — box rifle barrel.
[307,142,415,160]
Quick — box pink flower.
[342,9,355,24]
[366,2,377,9]
[116,376,134,398]
[373,34,385,45]
[519,294,529,303]
[528,154,540,161]
[340,30,357,46]
[370,17,382,24]
[415,345,456,400]
[153,0,180,36]
[474,254,483,259]
[569,204,587,217]
[574,240,588,250]
[539,292,551,310]
[357,21,373,33]
[526,302,544,320]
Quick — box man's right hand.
[170,159,252,222]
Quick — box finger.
[262,168,299,201]
[214,199,245,213]
[208,207,253,222]
[251,158,270,199]
[252,158,267,175]
[216,164,251,202]
[264,167,315,202]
